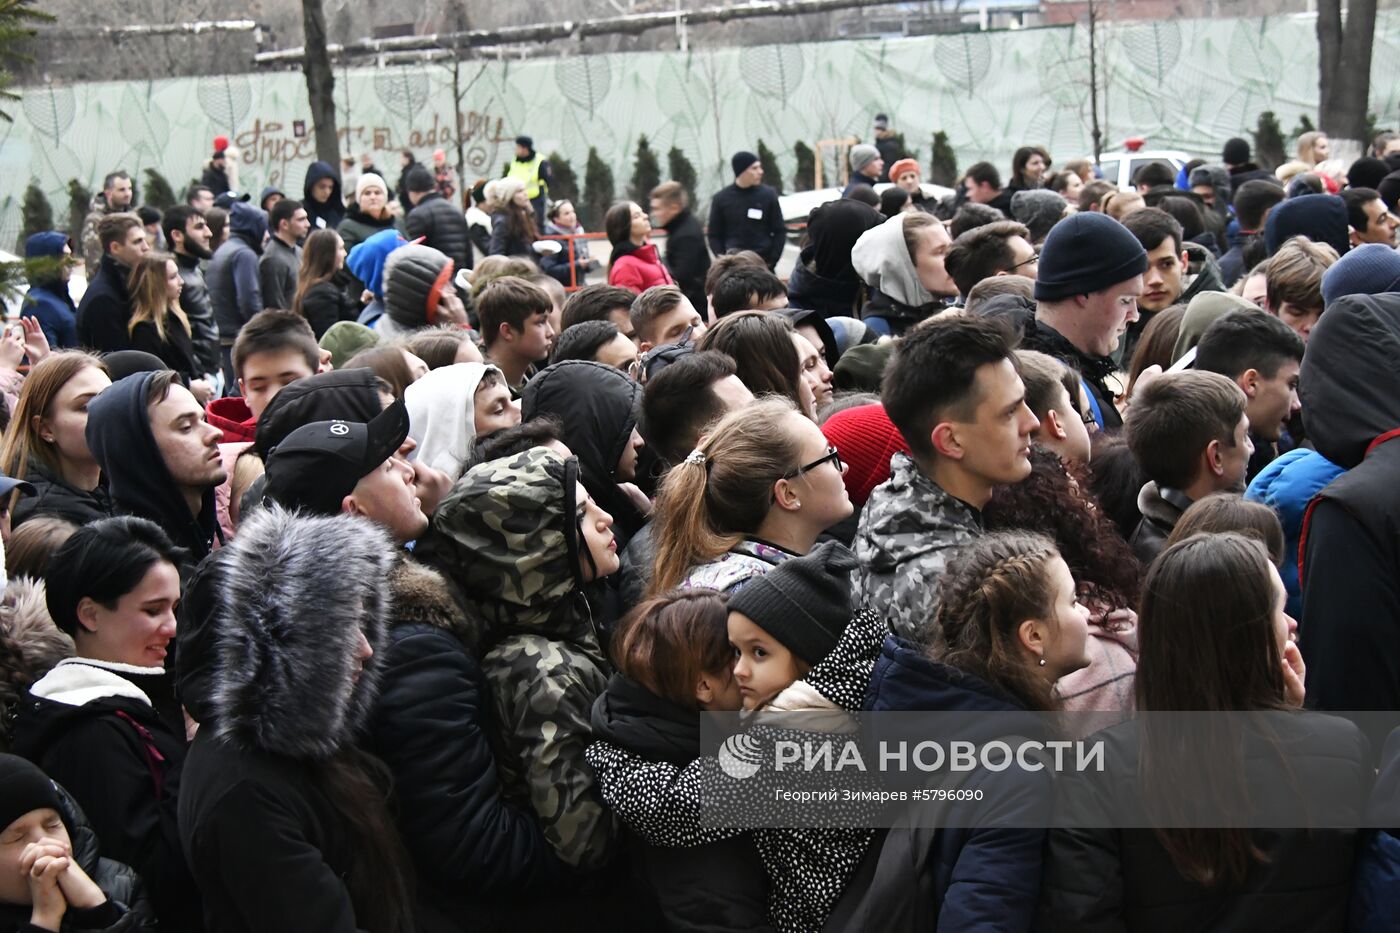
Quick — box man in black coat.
[404,165,473,274]
[707,151,787,269]
[649,181,711,316]
[76,212,151,352]
[162,205,221,379]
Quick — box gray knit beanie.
[850,144,881,174]
[727,541,858,665]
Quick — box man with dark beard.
[163,205,221,382]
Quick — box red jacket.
[608,243,675,294]
[206,396,257,444]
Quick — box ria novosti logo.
[718,733,763,779]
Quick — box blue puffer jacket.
[1245,447,1345,621]
[22,231,80,349]
[822,635,1047,933]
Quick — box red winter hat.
[214,135,230,152]
[821,403,909,508]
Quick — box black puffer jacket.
[0,781,157,932]
[590,674,774,933]
[363,558,569,926]
[177,507,407,933]
[1300,294,1400,722]
[522,360,646,546]
[10,659,199,931]
[1035,712,1367,932]
[297,280,362,339]
[11,459,115,530]
[405,192,472,274]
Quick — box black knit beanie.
[1033,212,1148,302]
[727,541,858,665]
[732,151,760,177]
[0,754,63,833]
[1222,137,1251,166]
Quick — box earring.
[1037,657,1046,667]
[793,500,801,508]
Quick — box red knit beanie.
[821,403,910,508]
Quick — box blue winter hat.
[1321,244,1400,306]
[1033,212,1148,302]
[24,231,69,259]
[1264,194,1350,258]
[346,228,408,300]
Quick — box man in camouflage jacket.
[852,451,982,644]
[419,446,617,873]
[81,171,135,279]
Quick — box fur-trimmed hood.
[0,578,72,744]
[386,556,481,651]
[182,506,396,760]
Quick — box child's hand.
[55,852,106,909]
[21,841,70,932]
[1282,641,1307,708]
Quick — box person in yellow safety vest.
[507,135,554,229]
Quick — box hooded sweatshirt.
[1170,290,1257,365]
[346,228,407,326]
[852,214,944,336]
[1299,293,1400,716]
[176,507,396,933]
[418,447,615,871]
[522,360,646,546]
[404,362,501,481]
[302,160,346,231]
[788,200,884,320]
[853,452,982,643]
[85,372,221,568]
[206,202,268,341]
[21,231,79,349]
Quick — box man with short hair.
[944,220,1038,298]
[1261,236,1339,342]
[186,185,215,213]
[259,198,308,311]
[550,320,638,372]
[76,212,151,351]
[710,266,788,318]
[1014,349,1093,466]
[1342,187,1399,248]
[561,284,638,339]
[961,162,1013,217]
[707,152,786,269]
[477,277,556,393]
[1125,370,1252,564]
[205,202,269,385]
[1120,207,1223,361]
[1219,179,1285,287]
[206,310,323,443]
[85,370,227,569]
[162,205,221,380]
[1132,160,1177,194]
[629,285,707,353]
[81,170,135,278]
[1194,309,1304,480]
[1023,212,1148,431]
[843,145,884,198]
[403,166,472,275]
[855,315,1039,640]
[649,181,711,316]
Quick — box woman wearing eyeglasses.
[648,396,853,597]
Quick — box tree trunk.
[1317,0,1377,150]
[301,0,341,170]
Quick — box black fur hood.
[185,505,396,760]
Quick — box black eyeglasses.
[783,445,844,479]
[1012,251,1041,270]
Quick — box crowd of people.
[1,117,1400,933]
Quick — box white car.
[1093,148,1195,190]
[778,182,956,225]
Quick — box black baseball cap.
[262,399,410,516]
[213,190,252,209]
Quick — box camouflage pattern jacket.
[852,453,982,644]
[418,447,617,873]
[81,192,119,280]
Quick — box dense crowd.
[1,118,1400,932]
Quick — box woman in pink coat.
[605,201,675,294]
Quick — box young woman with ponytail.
[646,397,852,596]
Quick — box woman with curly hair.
[984,445,1143,715]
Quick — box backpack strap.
[113,710,166,801]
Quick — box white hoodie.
[403,362,503,481]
